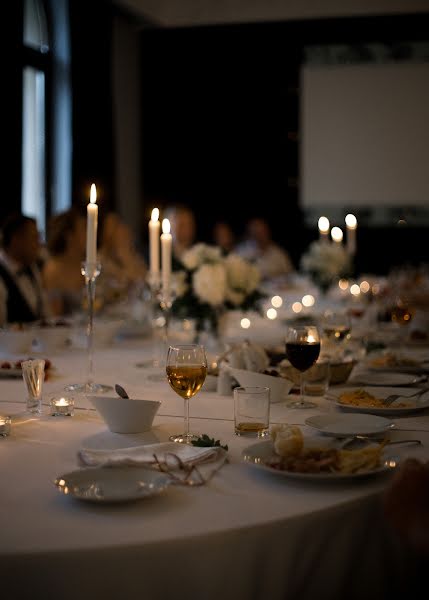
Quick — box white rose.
[225,254,261,294]
[181,243,222,270]
[171,270,188,298]
[225,288,245,306]
[192,263,226,307]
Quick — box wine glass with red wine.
[285,325,321,409]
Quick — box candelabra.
[65,262,112,394]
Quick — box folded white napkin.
[78,442,223,468]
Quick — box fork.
[339,436,422,449]
[383,387,429,406]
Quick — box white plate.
[0,367,22,378]
[54,467,171,503]
[242,440,397,481]
[305,413,394,437]
[331,386,429,415]
[349,371,423,386]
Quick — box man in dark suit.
[0,213,49,325]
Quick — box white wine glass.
[166,344,207,444]
[321,309,351,359]
[285,325,320,409]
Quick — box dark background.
[140,14,429,273]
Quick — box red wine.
[285,342,320,372]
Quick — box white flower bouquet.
[300,240,352,292]
[171,243,264,332]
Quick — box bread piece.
[271,424,304,457]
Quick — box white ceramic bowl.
[228,367,294,403]
[0,328,34,354]
[87,395,161,433]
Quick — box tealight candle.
[0,415,11,437]
[50,397,74,417]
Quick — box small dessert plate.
[54,466,171,503]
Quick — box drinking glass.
[285,325,320,409]
[322,309,351,343]
[166,344,207,444]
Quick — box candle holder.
[0,415,11,437]
[65,261,112,394]
[50,396,75,417]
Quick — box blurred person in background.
[212,221,236,255]
[235,216,294,280]
[98,211,147,304]
[42,208,87,317]
[164,204,197,267]
[0,213,49,325]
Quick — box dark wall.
[69,0,115,215]
[140,13,429,274]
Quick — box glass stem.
[300,371,305,406]
[184,397,190,438]
[86,276,95,387]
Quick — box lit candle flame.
[90,183,97,204]
[318,216,330,233]
[345,213,357,229]
[331,226,343,242]
[162,218,171,234]
[151,207,159,221]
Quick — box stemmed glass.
[285,325,321,409]
[321,309,351,359]
[322,309,351,342]
[166,344,207,444]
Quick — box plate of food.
[0,358,53,379]
[242,424,397,481]
[367,351,429,374]
[330,386,429,415]
[348,370,424,386]
[305,413,394,437]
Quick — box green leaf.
[191,434,228,451]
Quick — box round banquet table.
[0,337,427,600]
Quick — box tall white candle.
[345,213,357,255]
[86,184,98,264]
[318,216,330,242]
[161,218,172,295]
[149,207,160,278]
[331,226,343,244]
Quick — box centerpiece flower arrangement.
[300,240,352,293]
[171,243,264,334]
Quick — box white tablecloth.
[0,338,427,599]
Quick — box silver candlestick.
[65,261,112,394]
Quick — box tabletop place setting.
[1,196,429,600]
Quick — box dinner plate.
[349,371,424,386]
[242,440,397,482]
[305,413,394,437]
[0,367,23,378]
[54,467,172,503]
[331,386,429,415]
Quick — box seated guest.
[235,217,294,280]
[0,213,49,326]
[212,221,236,255]
[164,204,197,266]
[42,208,87,316]
[98,211,147,301]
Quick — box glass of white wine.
[166,344,207,444]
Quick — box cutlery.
[339,436,422,449]
[115,384,129,399]
[382,387,429,406]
